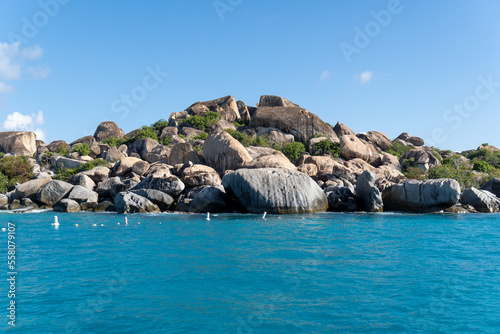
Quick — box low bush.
[71,143,91,156]
[386,141,413,158]
[0,156,33,192]
[53,159,110,182]
[404,167,427,180]
[151,119,169,131]
[225,130,270,147]
[312,139,340,157]
[191,132,209,141]
[134,126,158,142]
[182,112,220,131]
[473,161,491,173]
[56,147,69,157]
[279,142,305,163]
[161,136,172,146]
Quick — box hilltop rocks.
[204,131,252,175]
[259,95,298,107]
[460,188,500,213]
[250,96,337,143]
[0,131,37,156]
[383,178,460,212]
[400,147,441,171]
[357,131,392,151]
[47,140,69,153]
[222,168,328,214]
[333,122,356,138]
[356,171,383,212]
[186,95,241,122]
[94,121,125,142]
[114,192,160,214]
[340,135,380,165]
[37,180,73,206]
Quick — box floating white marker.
[100,224,104,226]
[75,224,79,227]
[92,224,97,227]
[1,228,6,232]
[262,212,267,219]
[53,216,60,228]
[207,212,210,221]
[159,222,162,225]
[125,217,128,225]
[117,223,120,225]
[137,222,141,225]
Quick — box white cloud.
[2,111,46,139]
[360,71,374,83]
[20,45,43,60]
[319,70,331,83]
[0,42,22,80]
[27,65,51,79]
[0,81,15,94]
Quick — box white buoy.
[100,224,104,226]
[1,228,6,232]
[117,223,120,225]
[125,217,128,225]
[75,224,79,227]
[137,222,141,225]
[92,224,97,227]
[207,212,211,221]
[262,211,267,219]
[53,216,60,227]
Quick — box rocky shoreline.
[1,95,500,215]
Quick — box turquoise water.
[1,211,500,333]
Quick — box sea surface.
[0,211,499,334]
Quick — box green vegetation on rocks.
[71,143,91,156]
[53,159,110,182]
[278,142,306,163]
[386,141,414,158]
[312,139,340,157]
[182,112,220,131]
[225,130,270,147]
[0,156,33,193]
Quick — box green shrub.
[233,120,249,127]
[482,143,489,147]
[71,143,91,156]
[0,172,10,193]
[191,132,209,141]
[404,167,427,180]
[182,112,220,131]
[134,126,158,142]
[386,141,413,158]
[402,157,416,170]
[178,134,186,139]
[280,142,306,163]
[225,130,270,147]
[56,147,69,157]
[0,156,33,190]
[252,136,270,147]
[102,136,131,147]
[463,149,500,169]
[312,139,340,157]
[151,119,169,131]
[473,161,491,173]
[162,136,172,146]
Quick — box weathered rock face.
[102,146,124,163]
[0,131,37,156]
[180,165,221,188]
[13,178,51,200]
[110,178,139,199]
[259,95,298,108]
[94,121,125,142]
[114,192,160,214]
[68,185,99,203]
[244,154,296,170]
[236,100,251,123]
[340,135,380,165]
[51,156,86,170]
[303,156,336,175]
[189,186,231,213]
[297,163,319,177]
[186,95,241,122]
[250,97,337,143]
[222,168,328,214]
[326,187,359,212]
[81,166,110,184]
[54,199,81,213]
[160,126,179,139]
[204,131,253,175]
[383,179,461,212]
[357,131,392,151]
[180,126,205,140]
[112,157,142,176]
[257,127,294,145]
[127,138,159,160]
[168,143,194,165]
[407,136,425,147]
[46,140,69,153]
[246,146,282,160]
[460,188,500,213]
[70,135,96,146]
[400,147,441,171]
[133,176,185,197]
[355,171,383,212]
[333,122,356,138]
[132,189,174,211]
[37,180,74,206]
[480,178,500,198]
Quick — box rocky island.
[1,95,499,214]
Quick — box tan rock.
[204,131,253,174]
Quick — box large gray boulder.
[94,121,125,142]
[480,178,500,198]
[383,179,461,212]
[67,185,99,203]
[81,166,110,184]
[340,135,380,165]
[51,156,86,170]
[68,174,96,190]
[326,187,359,212]
[46,140,69,152]
[185,95,241,122]
[54,199,81,213]
[204,131,252,175]
[355,171,383,212]
[132,189,174,211]
[357,131,392,151]
[180,165,222,188]
[250,96,337,143]
[460,188,500,213]
[111,157,143,176]
[13,178,51,200]
[133,176,185,197]
[189,186,231,213]
[37,180,74,206]
[114,191,160,214]
[399,147,441,172]
[222,168,328,214]
[127,138,159,160]
[0,131,37,156]
[333,122,356,138]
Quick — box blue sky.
[0,0,499,151]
